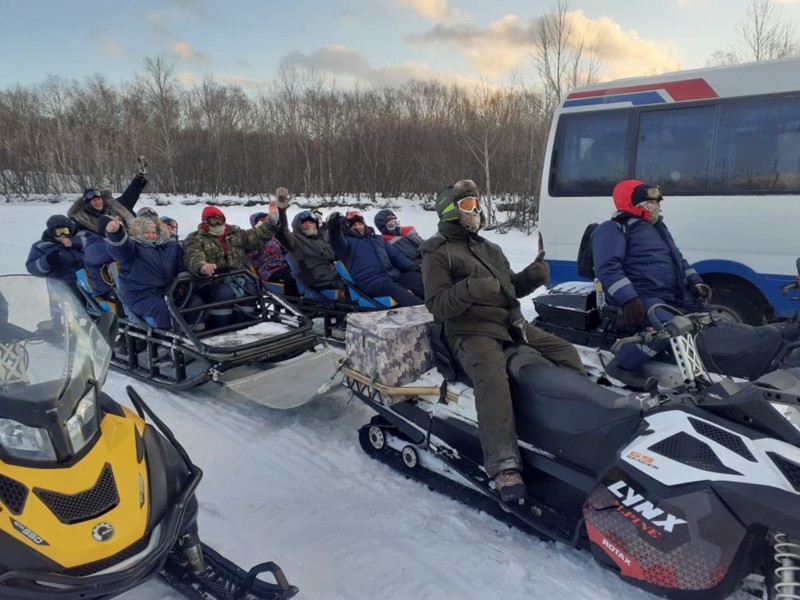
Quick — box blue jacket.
[26,216,86,288]
[83,232,114,296]
[329,215,414,288]
[106,217,185,311]
[591,215,702,306]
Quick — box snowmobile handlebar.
[610,310,710,353]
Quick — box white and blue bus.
[538,57,800,324]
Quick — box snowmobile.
[342,305,800,600]
[0,275,297,599]
[532,280,800,391]
[78,266,333,409]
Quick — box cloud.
[280,44,477,88]
[95,33,128,58]
[395,0,463,22]
[411,10,681,82]
[775,0,800,4]
[175,70,197,85]
[171,40,211,64]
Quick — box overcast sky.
[2,0,800,91]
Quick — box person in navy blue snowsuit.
[373,208,423,269]
[82,232,118,300]
[591,179,712,385]
[26,215,86,299]
[104,214,187,329]
[328,210,424,307]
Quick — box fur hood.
[130,215,171,246]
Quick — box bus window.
[634,106,716,193]
[554,111,629,195]
[712,96,800,193]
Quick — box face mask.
[208,224,225,236]
[458,210,481,233]
[642,200,661,224]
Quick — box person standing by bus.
[591,179,713,388]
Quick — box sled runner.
[343,305,800,600]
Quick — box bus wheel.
[708,287,766,326]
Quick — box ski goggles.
[457,197,481,214]
[83,190,103,202]
[52,227,71,238]
[206,215,226,226]
[632,185,662,205]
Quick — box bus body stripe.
[566,78,718,103]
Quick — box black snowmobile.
[343,306,800,600]
[78,266,333,409]
[533,280,800,390]
[0,275,297,599]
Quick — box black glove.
[623,297,646,326]
[468,277,500,304]
[46,250,61,267]
[524,250,550,288]
[691,283,713,304]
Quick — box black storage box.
[533,282,600,331]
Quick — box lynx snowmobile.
[78,267,333,409]
[533,280,800,391]
[342,305,800,600]
[0,275,297,599]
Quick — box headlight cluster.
[0,387,98,463]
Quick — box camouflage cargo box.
[345,306,434,405]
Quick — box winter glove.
[137,155,148,177]
[468,277,501,305]
[623,296,646,326]
[523,250,550,288]
[46,250,61,267]
[275,187,291,209]
[691,283,713,304]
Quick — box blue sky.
[2,0,800,91]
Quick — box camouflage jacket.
[183,222,279,275]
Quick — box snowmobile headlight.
[0,418,56,462]
[66,387,98,454]
[771,402,800,433]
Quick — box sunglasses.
[84,190,102,201]
[53,227,71,238]
[206,216,225,226]
[166,222,178,231]
[457,197,481,214]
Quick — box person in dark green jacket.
[421,179,585,502]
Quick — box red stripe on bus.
[567,78,718,102]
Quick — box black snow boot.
[605,359,658,392]
[493,469,526,502]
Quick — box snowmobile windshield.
[0,275,111,462]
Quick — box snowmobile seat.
[76,268,119,314]
[507,356,644,476]
[334,261,397,309]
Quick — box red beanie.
[202,206,225,222]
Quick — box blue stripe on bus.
[563,91,667,108]
[548,258,799,318]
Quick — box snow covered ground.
[0,196,751,600]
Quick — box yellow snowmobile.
[0,275,297,599]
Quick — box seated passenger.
[183,203,286,329]
[248,204,299,296]
[591,179,712,388]
[160,216,179,241]
[26,215,86,299]
[82,231,120,307]
[328,209,424,307]
[104,215,193,329]
[68,156,148,233]
[274,198,342,293]
[374,209,422,268]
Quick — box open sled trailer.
[81,270,333,408]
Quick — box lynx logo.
[92,522,115,542]
[602,538,632,566]
[11,519,48,546]
[607,480,687,534]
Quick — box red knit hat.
[201,206,225,222]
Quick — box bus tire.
[708,287,766,326]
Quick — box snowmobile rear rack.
[338,358,461,404]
